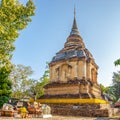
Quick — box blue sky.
[12,0,120,86]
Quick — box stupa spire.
[70,6,80,35]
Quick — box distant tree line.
[9,64,49,100]
[99,57,120,103]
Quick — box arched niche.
[60,63,72,82]
[91,68,97,83]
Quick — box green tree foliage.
[9,64,34,99]
[0,64,12,107]
[0,0,35,63]
[9,63,49,100]
[0,0,35,107]
[37,68,49,97]
[99,84,109,94]
[101,71,120,103]
[29,64,50,99]
[114,59,120,66]
[112,71,120,101]
[99,84,116,102]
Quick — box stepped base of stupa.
[50,103,111,117]
[38,98,113,117]
[42,79,103,99]
[39,80,114,117]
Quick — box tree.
[99,84,116,103]
[0,0,35,107]
[9,63,49,100]
[99,84,109,94]
[29,64,50,99]
[9,64,34,99]
[111,71,120,101]
[0,65,12,107]
[102,71,120,103]
[114,59,120,66]
[36,69,49,98]
[0,0,35,64]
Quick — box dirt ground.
[0,112,120,120]
[0,115,120,120]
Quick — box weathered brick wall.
[45,85,79,95]
[44,80,102,99]
[49,103,111,117]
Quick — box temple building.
[43,8,101,99]
[39,8,113,117]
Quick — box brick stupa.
[39,8,112,117]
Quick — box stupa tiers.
[43,9,101,99]
[39,8,112,117]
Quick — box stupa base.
[50,103,111,117]
[38,98,113,117]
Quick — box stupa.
[39,8,112,117]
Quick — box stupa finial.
[70,5,80,35]
[74,5,76,17]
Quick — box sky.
[12,0,120,86]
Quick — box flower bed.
[37,98,109,104]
